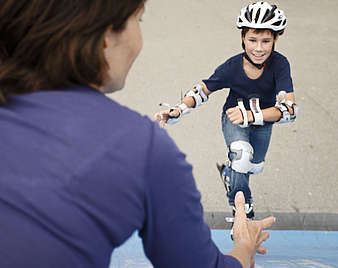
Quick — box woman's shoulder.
[23,85,157,150]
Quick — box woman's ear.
[103,25,115,49]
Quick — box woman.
[0,1,274,268]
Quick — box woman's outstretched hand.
[228,191,275,268]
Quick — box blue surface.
[109,230,338,268]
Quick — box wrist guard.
[238,98,249,128]
[249,97,264,125]
[161,102,191,125]
[275,91,298,124]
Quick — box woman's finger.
[255,231,270,254]
[256,245,267,255]
[234,191,247,223]
[256,216,276,230]
[257,231,270,244]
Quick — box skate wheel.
[225,217,235,223]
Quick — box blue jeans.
[221,113,273,206]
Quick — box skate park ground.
[108,0,338,267]
[109,231,338,268]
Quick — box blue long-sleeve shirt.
[0,86,241,268]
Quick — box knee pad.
[229,141,264,174]
[229,141,253,173]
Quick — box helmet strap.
[243,52,265,69]
[242,43,275,70]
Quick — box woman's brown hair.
[0,0,145,104]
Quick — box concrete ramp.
[109,230,338,268]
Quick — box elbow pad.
[185,84,208,108]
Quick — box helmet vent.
[249,8,253,22]
[255,9,261,23]
[245,7,252,22]
[272,21,282,26]
[262,10,273,23]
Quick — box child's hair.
[0,0,146,104]
[241,27,280,39]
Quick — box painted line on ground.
[205,212,338,231]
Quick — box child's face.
[242,29,277,65]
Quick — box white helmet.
[237,2,287,33]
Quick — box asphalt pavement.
[110,0,338,230]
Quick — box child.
[155,2,297,234]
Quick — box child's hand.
[226,107,253,125]
[226,107,244,125]
[154,108,180,128]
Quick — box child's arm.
[262,92,297,122]
[154,82,212,127]
[226,92,297,125]
[261,92,296,122]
